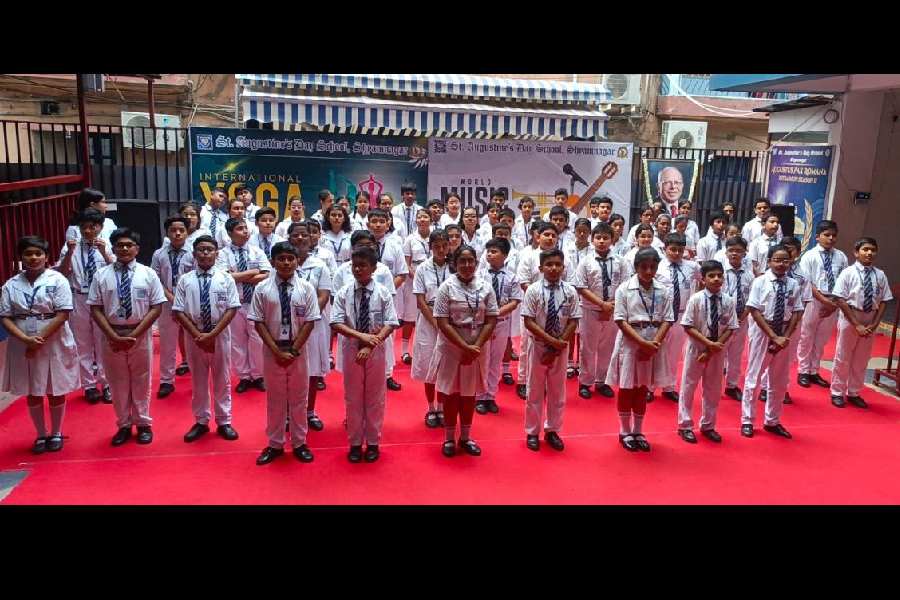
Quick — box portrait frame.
[641,157,700,208]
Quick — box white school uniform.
[722,263,755,389]
[333,261,396,374]
[244,203,261,222]
[521,279,581,435]
[57,240,111,391]
[199,204,229,242]
[713,247,753,273]
[172,267,241,426]
[542,208,579,233]
[620,245,665,278]
[331,278,399,446]
[216,242,272,382]
[0,269,79,397]
[740,272,805,426]
[438,212,463,229]
[741,217,783,244]
[309,245,337,277]
[748,234,780,274]
[573,251,625,387]
[215,222,257,251]
[163,227,212,252]
[425,274,500,397]
[65,217,117,243]
[401,231,431,323]
[655,257,701,392]
[684,220,700,249]
[392,202,423,238]
[460,229,486,259]
[249,231,285,259]
[512,215,536,249]
[309,209,326,229]
[606,275,675,390]
[830,263,892,397]
[248,274,321,449]
[796,244,848,376]
[150,244,192,386]
[298,255,332,378]
[349,211,368,231]
[677,289,739,431]
[411,258,450,382]
[514,245,545,384]
[612,237,630,258]
[320,230,352,265]
[626,223,654,248]
[274,218,305,239]
[760,262,811,393]
[86,261,166,429]
[562,241,594,284]
[376,235,409,374]
[479,264,523,401]
[695,233,725,263]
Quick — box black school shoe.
[724,387,742,401]
[235,379,253,393]
[526,435,540,451]
[475,400,489,415]
[364,445,380,462]
[701,429,723,443]
[111,427,132,446]
[386,377,402,392]
[633,434,651,452]
[831,395,846,408]
[458,439,482,456]
[764,423,792,439]
[544,431,565,451]
[810,373,830,387]
[847,395,868,409]
[175,362,190,376]
[516,384,527,400]
[183,423,210,443]
[348,445,363,463]
[157,383,175,399]
[502,373,515,386]
[783,392,793,404]
[46,434,64,452]
[578,385,592,399]
[136,426,153,444]
[425,410,440,428]
[256,447,284,465]
[487,400,499,414]
[84,388,101,404]
[678,429,697,444]
[619,434,639,452]
[31,437,48,454]
[216,424,239,441]
[595,383,615,398]
[741,424,754,438]
[102,387,112,404]
[401,353,412,365]
[662,391,679,403]
[307,414,324,431]
[253,377,266,391]
[293,444,314,462]
[797,373,811,388]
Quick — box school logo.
[617,146,629,159]
[196,134,213,150]
[434,140,447,153]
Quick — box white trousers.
[518,315,531,383]
[662,323,688,392]
[158,302,180,385]
[185,328,232,426]
[578,310,616,386]
[384,331,395,378]
[831,309,878,397]
[481,317,511,400]
[724,318,749,389]
[70,292,107,390]
[343,339,387,446]
[741,321,789,426]
[677,342,726,430]
[761,327,800,394]
[102,330,152,429]
[230,304,264,380]
[525,340,567,435]
[797,298,839,375]
[263,346,309,448]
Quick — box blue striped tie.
[709,294,719,341]
[84,242,96,285]
[863,268,874,312]
[671,263,682,321]
[734,270,745,315]
[822,250,835,292]
[772,279,786,336]
[357,288,370,333]
[199,272,212,332]
[546,284,560,337]
[237,247,252,304]
[118,264,132,319]
[597,257,611,301]
[279,280,292,330]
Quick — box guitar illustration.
[564,161,619,215]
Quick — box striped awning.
[241,90,607,140]
[237,74,611,105]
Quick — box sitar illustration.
[562,162,619,215]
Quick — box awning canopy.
[241,90,607,140]
[238,73,611,105]
[710,74,845,94]
[753,95,833,113]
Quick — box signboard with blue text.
[767,144,834,250]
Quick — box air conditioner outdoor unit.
[661,120,708,149]
[121,111,184,151]
[601,74,642,105]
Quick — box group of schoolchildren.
[0,185,892,461]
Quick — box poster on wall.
[767,145,833,250]
[426,139,634,228]
[189,127,428,219]
[641,158,700,215]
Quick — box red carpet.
[1,332,899,504]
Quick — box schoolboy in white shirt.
[542,188,578,234]
[88,228,166,446]
[588,196,613,230]
[172,235,241,442]
[438,192,463,229]
[368,208,408,391]
[721,236,755,400]
[235,183,258,222]
[308,189,334,229]
[512,196,537,249]
[216,197,256,250]
[199,187,229,242]
[829,237,892,409]
[401,209,433,364]
[741,197,783,244]
[250,207,285,259]
[748,214,781,276]
[390,181,422,239]
[695,211,727,263]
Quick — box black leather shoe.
[475,400,489,415]
[619,434,639,452]
[84,388,101,404]
[386,377,402,391]
[183,423,210,443]
[847,395,868,409]
[632,434,650,452]
[544,431,565,451]
[578,385,592,399]
[458,439,482,456]
[526,435,540,451]
[157,383,175,399]
[596,383,615,397]
[724,387,742,401]
[330,357,335,370]
[425,410,440,428]
[348,445,363,463]
[701,429,723,443]
[102,387,112,404]
[111,427,132,446]
[566,366,577,379]
[293,444,314,462]
[31,437,47,454]
[831,395,846,408]
[256,446,284,465]
[783,392,793,404]
[315,379,326,391]
[364,445,380,462]
[502,373,515,386]
[253,377,266,391]
[510,351,519,361]
[810,373,830,387]
[175,362,190,376]
[741,424,754,438]
[759,389,768,402]
[487,400,499,414]
[435,411,445,426]
[516,384,527,400]
[442,440,456,457]
[46,434,64,452]
[663,390,679,403]
[217,424,239,441]
[764,423,792,439]
[235,379,252,393]
[136,426,153,445]
[401,353,412,365]
[307,414,324,431]
[678,429,697,444]
[797,373,811,388]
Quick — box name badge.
[249,260,260,269]
[372,311,384,329]
[293,305,306,318]
[24,316,38,336]
[117,307,128,319]
[46,286,56,294]
[215,291,228,302]
[560,304,570,317]
[279,324,291,340]
[134,287,149,299]
[81,284,90,294]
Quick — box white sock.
[28,404,47,437]
[49,403,66,436]
[460,425,472,441]
[502,362,511,375]
[617,411,631,435]
[401,339,409,355]
[632,412,644,434]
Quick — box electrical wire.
[662,74,763,118]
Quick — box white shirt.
[172,267,241,330]
[161,227,211,251]
[748,234,781,273]
[562,241,594,283]
[248,273,321,342]
[413,258,452,307]
[521,278,582,333]
[244,203,261,222]
[626,223,655,248]
[65,217,117,243]
[433,274,500,328]
[215,221,256,251]
[274,218,305,239]
[480,264,524,311]
[460,229,486,259]
[832,262,893,311]
[714,247,753,274]
[403,231,432,278]
[333,261,396,299]
[391,202,422,237]
[723,262,755,316]
[681,288,739,347]
[542,208,579,233]
[57,240,112,294]
[150,244,192,293]
[200,204,229,238]
[741,217,783,244]
[695,233,725,263]
[249,231,285,259]
[297,255,332,294]
[613,275,675,324]
[215,242,272,304]
[477,245,519,276]
[376,236,409,278]
[309,245,337,277]
[620,245,665,278]
[573,251,625,310]
[86,260,167,325]
[745,271,805,323]
[515,246,572,286]
[1,269,73,319]
[612,237,630,258]
[330,278,399,334]
[798,243,848,295]
[438,212,463,229]
[309,209,327,229]
[320,230,352,265]
[349,211,369,231]
[656,257,701,314]
[512,215,536,249]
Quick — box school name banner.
[767,144,834,250]
[189,127,428,219]
[426,139,634,227]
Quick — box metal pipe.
[148,77,156,129]
[76,75,92,188]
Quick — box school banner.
[189,127,428,219]
[767,145,834,250]
[426,139,634,227]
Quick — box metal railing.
[659,74,803,101]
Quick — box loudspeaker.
[106,199,161,266]
[770,204,795,239]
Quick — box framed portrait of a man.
[641,158,699,216]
